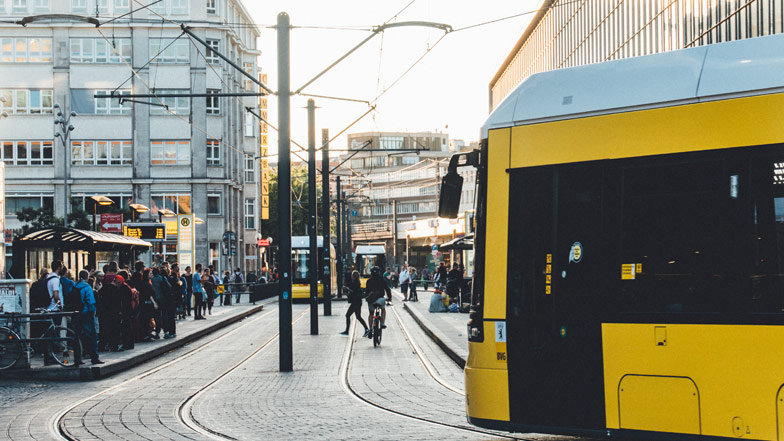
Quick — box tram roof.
[355,245,385,255]
[482,33,784,138]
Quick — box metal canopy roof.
[482,33,784,138]
[439,234,473,251]
[17,228,151,250]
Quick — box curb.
[402,301,466,369]
[1,303,267,381]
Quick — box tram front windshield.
[292,249,310,281]
[359,255,383,277]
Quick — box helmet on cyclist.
[370,266,381,276]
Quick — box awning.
[439,234,473,251]
[16,228,152,250]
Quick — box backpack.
[64,280,84,313]
[29,276,54,310]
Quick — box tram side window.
[747,156,784,314]
[618,159,736,314]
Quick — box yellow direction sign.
[261,195,269,207]
[262,182,269,194]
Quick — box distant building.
[491,0,784,110]
[340,131,477,271]
[0,0,264,273]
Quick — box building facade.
[341,131,476,271]
[491,0,784,109]
[0,0,263,273]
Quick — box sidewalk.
[391,286,468,367]
[0,300,270,381]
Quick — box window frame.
[150,140,191,166]
[244,198,255,230]
[71,140,132,165]
[206,139,220,166]
[1,140,52,165]
[207,193,222,215]
[206,88,220,115]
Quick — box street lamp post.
[129,203,149,222]
[90,195,114,231]
[53,104,76,228]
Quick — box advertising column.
[177,215,195,270]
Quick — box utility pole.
[343,191,349,270]
[321,128,332,316]
[53,104,76,227]
[277,12,293,372]
[307,99,318,335]
[392,199,398,268]
[336,176,343,299]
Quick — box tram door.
[507,164,611,430]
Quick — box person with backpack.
[46,260,63,312]
[365,266,391,336]
[232,268,244,304]
[340,270,368,337]
[74,270,103,365]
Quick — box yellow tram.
[439,34,784,440]
[291,236,336,300]
[355,245,386,289]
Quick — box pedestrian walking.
[340,271,368,336]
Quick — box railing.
[351,221,391,234]
[214,282,279,305]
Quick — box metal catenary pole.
[336,176,343,299]
[277,12,293,372]
[321,128,332,316]
[392,199,398,268]
[307,99,318,335]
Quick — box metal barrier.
[0,311,82,369]
[214,282,278,305]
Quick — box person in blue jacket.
[74,270,104,365]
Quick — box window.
[206,89,219,114]
[244,112,254,137]
[150,38,189,63]
[151,193,191,215]
[207,193,221,215]
[245,155,255,182]
[95,0,108,13]
[151,140,190,165]
[113,0,129,12]
[6,194,53,216]
[205,39,220,64]
[206,139,220,165]
[245,199,255,229]
[95,90,131,114]
[71,140,132,165]
[243,62,254,90]
[70,0,86,13]
[149,89,189,115]
[149,0,165,14]
[33,0,48,13]
[170,0,187,14]
[71,38,131,63]
[0,38,52,63]
[206,0,216,14]
[379,136,404,150]
[12,0,27,13]
[0,89,52,114]
[1,140,52,165]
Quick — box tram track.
[339,301,529,441]
[50,300,283,441]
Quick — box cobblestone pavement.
[0,295,602,441]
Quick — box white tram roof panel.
[482,33,784,138]
[355,245,385,255]
[292,236,324,248]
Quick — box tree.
[16,197,92,235]
[262,164,326,241]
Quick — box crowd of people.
[28,259,267,366]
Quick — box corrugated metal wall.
[491,0,784,109]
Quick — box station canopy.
[16,228,152,251]
[439,234,473,251]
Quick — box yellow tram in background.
[439,34,784,440]
[355,245,386,288]
[291,236,336,300]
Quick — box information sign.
[177,215,194,270]
[122,223,166,241]
[100,213,123,233]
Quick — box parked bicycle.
[0,310,81,370]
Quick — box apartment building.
[0,0,264,272]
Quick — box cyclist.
[365,266,391,337]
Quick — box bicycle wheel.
[373,316,382,347]
[45,326,81,367]
[0,327,22,370]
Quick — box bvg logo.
[180,217,191,227]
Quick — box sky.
[243,0,540,156]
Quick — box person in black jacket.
[365,267,391,333]
[340,271,368,337]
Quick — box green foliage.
[262,164,331,241]
[16,197,94,235]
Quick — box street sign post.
[100,213,123,233]
[177,215,194,270]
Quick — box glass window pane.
[3,141,13,164]
[165,195,177,212]
[83,141,94,161]
[178,195,191,214]
[16,141,27,162]
[15,39,27,62]
[30,141,41,164]
[96,141,108,164]
[29,90,41,113]
[95,39,107,63]
[15,90,27,113]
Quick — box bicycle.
[370,304,383,347]
[0,309,81,370]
